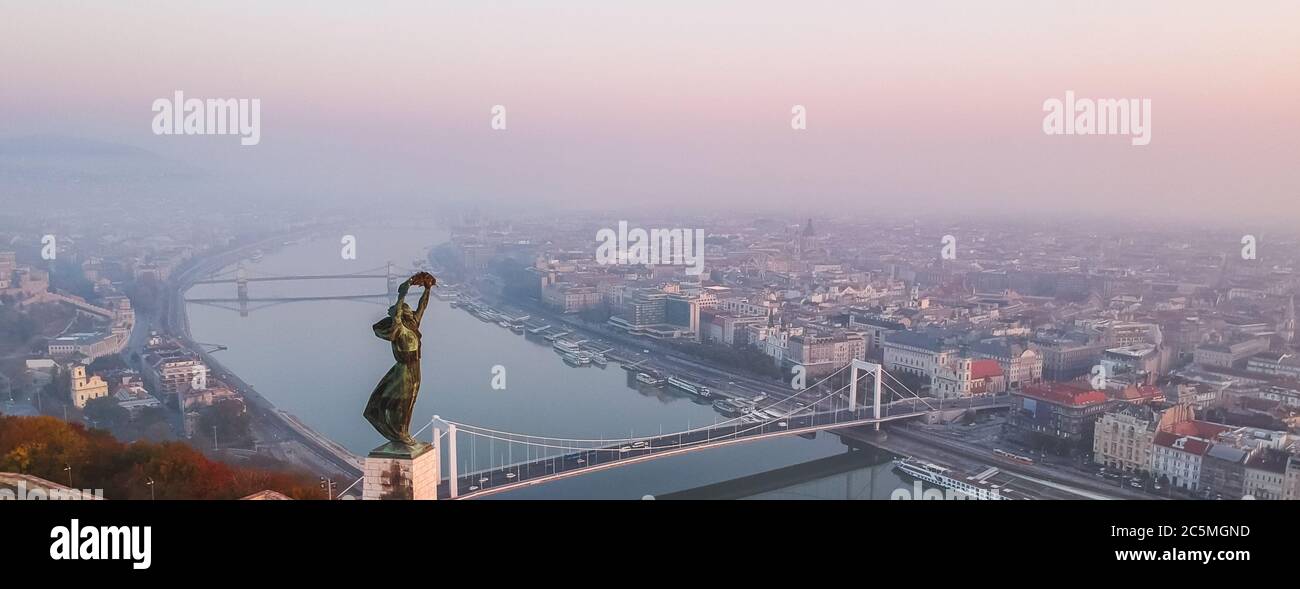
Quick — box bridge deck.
[186,293,389,303]
[193,274,389,284]
[443,403,933,499]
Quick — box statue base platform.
[363,441,439,500]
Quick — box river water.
[185,227,906,498]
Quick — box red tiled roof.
[1019,383,1108,407]
[1153,431,1212,455]
[969,359,1003,380]
[1115,385,1166,402]
[1167,420,1230,439]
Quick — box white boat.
[635,373,664,387]
[712,398,754,416]
[892,459,1009,500]
[667,376,711,398]
[553,339,581,354]
[562,351,590,366]
[750,409,778,420]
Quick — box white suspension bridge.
[336,360,1007,500]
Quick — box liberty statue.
[364,271,436,453]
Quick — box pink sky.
[2,1,1297,223]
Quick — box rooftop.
[1019,383,1108,407]
[1153,431,1212,455]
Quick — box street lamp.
[63,464,72,487]
[146,477,155,500]
[320,477,337,500]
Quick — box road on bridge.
[441,400,943,499]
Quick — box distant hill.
[0,135,209,212]
[0,134,205,180]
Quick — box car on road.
[576,458,586,464]
[468,485,479,491]
[505,472,516,479]
[479,477,490,484]
[619,446,631,453]
[777,421,788,428]
[631,441,648,449]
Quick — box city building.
[541,283,602,313]
[1006,382,1111,455]
[143,347,209,400]
[1151,432,1212,492]
[47,332,127,362]
[1094,403,1161,474]
[609,290,667,329]
[786,332,866,378]
[1242,448,1290,500]
[1100,344,1168,386]
[849,313,907,360]
[1200,445,1250,499]
[1245,352,1300,381]
[0,251,15,289]
[1102,321,1164,347]
[1035,335,1106,382]
[68,364,109,409]
[113,384,161,413]
[881,331,955,387]
[969,339,1042,391]
[1285,456,1300,501]
[932,358,1004,399]
[1194,336,1272,369]
[700,311,767,346]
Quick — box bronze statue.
[364,271,436,452]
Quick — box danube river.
[185,227,906,499]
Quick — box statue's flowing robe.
[363,282,429,445]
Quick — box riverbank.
[157,228,364,485]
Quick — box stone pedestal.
[363,441,439,500]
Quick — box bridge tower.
[386,261,397,296]
[446,422,459,499]
[235,263,249,302]
[848,359,884,430]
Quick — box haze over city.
[3,0,1298,224]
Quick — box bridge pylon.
[446,422,459,499]
[848,359,884,430]
[386,261,397,296]
[236,263,249,303]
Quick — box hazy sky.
[2,1,1297,223]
